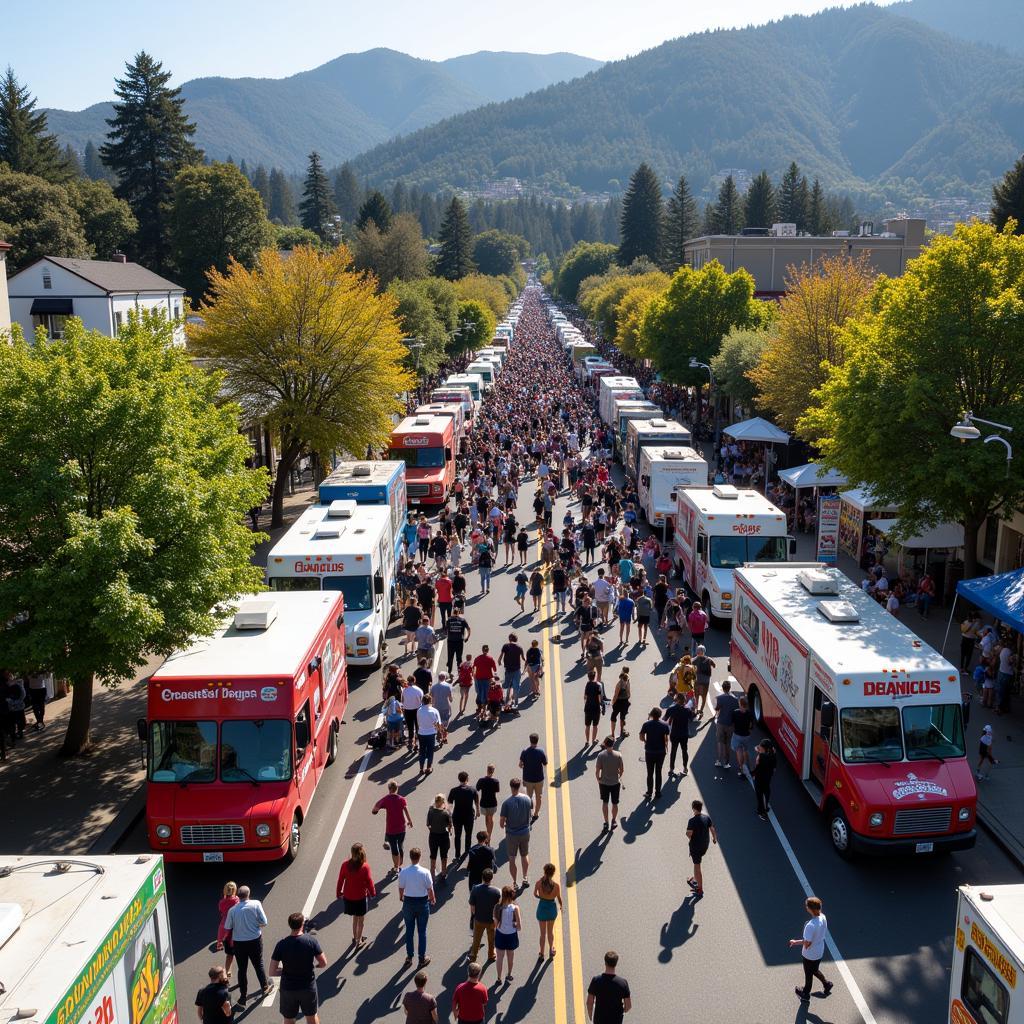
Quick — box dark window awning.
[30,298,73,315]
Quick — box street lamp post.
[689,357,719,465]
[951,411,1014,475]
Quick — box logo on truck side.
[863,679,941,697]
[731,523,763,535]
[892,772,948,801]
[760,623,798,702]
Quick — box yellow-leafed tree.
[190,245,414,526]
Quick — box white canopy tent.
[867,519,965,551]
[723,417,790,444]
[778,463,848,491]
[840,486,884,513]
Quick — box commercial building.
[683,219,926,297]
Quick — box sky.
[6,0,899,110]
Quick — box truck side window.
[295,701,311,758]
[962,946,1009,1024]
[738,600,759,649]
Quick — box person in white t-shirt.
[592,569,615,625]
[790,896,832,1002]
[416,695,442,775]
[886,592,900,616]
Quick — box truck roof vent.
[649,418,667,428]
[663,450,689,460]
[819,600,860,623]
[314,525,344,540]
[328,500,357,518]
[413,416,431,425]
[712,484,739,500]
[352,464,372,477]
[234,598,279,631]
[799,568,839,595]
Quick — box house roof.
[21,256,183,294]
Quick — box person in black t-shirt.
[466,830,497,893]
[685,799,718,898]
[195,966,232,1022]
[586,951,631,1024]
[270,912,327,1023]
[448,771,480,859]
[638,707,670,800]
[445,609,470,675]
[475,766,501,843]
[664,693,694,777]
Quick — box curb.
[976,805,1024,871]
[88,785,146,855]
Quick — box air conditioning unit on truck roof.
[234,598,279,630]
[798,568,839,595]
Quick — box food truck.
[623,417,692,482]
[431,384,475,422]
[444,373,484,405]
[949,884,1023,1024]
[838,486,899,563]
[416,402,466,451]
[612,400,663,459]
[319,460,406,569]
[0,854,177,1024]
[464,360,496,390]
[673,484,789,621]
[637,445,708,537]
[389,413,456,506]
[144,591,347,862]
[598,376,645,427]
[731,564,977,858]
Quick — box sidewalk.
[0,480,318,855]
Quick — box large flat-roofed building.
[683,218,926,297]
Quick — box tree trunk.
[962,515,983,580]
[270,441,302,529]
[59,673,94,757]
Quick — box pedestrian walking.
[436,570,454,629]
[478,542,493,594]
[373,780,414,873]
[475,765,501,842]
[609,669,631,739]
[533,863,562,959]
[195,966,233,1023]
[687,601,710,647]
[977,724,999,780]
[452,962,489,1024]
[635,590,653,645]
[519,733,548,821]
[714,678,740,770]
[416,695,442,774]
[402,678,424,754]
[753,739,777,819]
[499,633,525,707]
[472,646,497,721]
[270,912,326,1024]
[402,599,423,657]
[586,951,631,1023]
[790,897,834,1002]
[430,674,453,746]
[595,736,624,831]
[529,568,544,613]
[336,842,376,947]
[639,707,669,801]
[427,794,453,878]
[525,639,544,696]
[583,670,604,747]
[514,568,529,611]
[494,886,522,984]
[731,695,753,775]
[692,645,715,718]
[469,868,501,962]
[616,588,636,646]
[215,881,239,978]
[398,848,436,969]
[448,771,479,860]
[466,831,497,898]
[685,800,717,898]
[446,607,471,675]
[402,970,438,1024]
[499,778,533,887]
[223,886,272,1008]
[664,693,694,778]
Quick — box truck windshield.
[840,707,904,762]
[269,577,320,592]
[323,574,373,611]
[149,721,217,783]
[389,447,445,469]
[221,720,292,782]
[710,535,788,568]
[903,704,966,759]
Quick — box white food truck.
[598,376,645,427]
[612,400,663,459]
[266,502,396,666]
[732,564,977,858]
[949,884,1023,1024]
[673,484,789,621]
[623,417,692,482]
[637,445,708,536]
[0,854,177,1024]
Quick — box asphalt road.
[122,347,1022,1024]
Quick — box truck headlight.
[958,807,971,822]
[356,637,369,646]
[721,592,733,600]
[869,812,883,828]
[155,824,172,839]
[256,823,271,838]
[431,484,442,494]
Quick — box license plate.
[203,852,224,863]
[915,842,934,854]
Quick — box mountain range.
[891,0,1024,55]
[349,3,1024,201]
[43,50,602,173]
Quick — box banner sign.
[816,495,841,564]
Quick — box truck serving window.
[220,720,292,782]
[840,707,903,762]
[738,598,760,649]
[962,946,1009,1024]
[902,704,965,759]
[389,448,445,469]
[322,574,373,611]
[149,721,217,783]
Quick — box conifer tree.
[334,163,361,222]
[618,162,663,266]
[992,154,1024,234]
[709,175,743,235]
[299,151,336,240]
[357,191,393,233]
[436,196,474,280]
[83,140,108,181]
[0,67,72,182]
[268,168,296,224]
[807,178,833,235]
[743,170,777,229]
[251,165,271,212]
[663,174,699,270]
[778,161,809,232]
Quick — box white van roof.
[268,503,392,563]
[678,485,784,519]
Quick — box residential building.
[7,255,186,345]
[0,240,10,334]
[683,219,926,297]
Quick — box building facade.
[0,241,10,334]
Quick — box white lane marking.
[744,775,880,1024]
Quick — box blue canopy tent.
[941,567,1024,660]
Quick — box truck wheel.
[828,808,853,859]
[285,814,301,862]
[749,687,764,726]
[326,724,339,766]
[371,636,384,670]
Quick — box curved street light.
[951,410,1013,475]
[689,357,720,461]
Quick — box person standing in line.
[402,970,438,1024]
[402,598,423,657]
[639,707,670,801]
[215,881,239,978]
[685,800,717,899]
[223,886,272,1008]
[475,765,501,842]
[731,695,754,777]
[977,724,999,780]
[713,678,740,770]
[26,673,47,731]
[398,848,436,969]
[692,645,716,718]
[468,868,501,963]
[595,736,624,832]
[752,739,777,820]
[664,693,694,778]
[586,951,631,1023]
[499,778,533,888]
[195,966,233,1023]
[790,896,834,1002]
[373,780,414,874]
[426,794,453,880]
[533,863,562,959]
[335,842,376,947]
[446,607,471,675]
[430,674,453,747]
[269,912,326,1024]
[493,885,522,984]
[519,733,548,822]
[466,831,497,898]
[416,694,442,775]
[452,962,489,1024]
[960,612,982,671]
[448,771,479,861]
[402,677,424,755]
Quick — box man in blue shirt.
[223,886,272,1007]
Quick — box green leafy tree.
[268,168,296,225]
[389,279,451,377]
[618,162,663,266]
[353,213,429,288]
[101,52,202,273]
[616,282,670,358]
[452,274,508,319]
[334,163,362,223]
[0,167,91,273]
[778,161,808,231]
[299,151,337,241]
[0,67,71,182]
[803,222,1024,577]
[0,312,267,755]
[65,178,138,260]
[473,229,528,277]
[436,196,475,281]
[991,154,1024,234]
[454,299,496,354]
[275,224,321,249]
[357,191,393,234]
[708,175,743,234]
[663,174,699,271]
[556,241,618,302]
[743,171,777,229]
[171,162,275,300]
[710,327,774,412]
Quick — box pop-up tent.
[723,417,790,444]
[778,462,848,491]
[956,568,1024,634]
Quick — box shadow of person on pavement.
[658,892,700,962]
[492,954,551,1023]
[619,795,655,843]
[568,828,612,885]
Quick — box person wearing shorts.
[519,734,548,821]
[500,779,533,887]
[584,632,605,681]
[685,800,717,898]
[731,696,754,776]
[714,678,740,770]
[475,767,500,843]
[373,781,413,872]
[472,647,497,720]
[595,736,624,830]
[270,912,326,1024]
[583,670,603,747]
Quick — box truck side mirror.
[669,492,676,503]
[820,702,835,731]
[445,447,452,463]
[136,718,148,742]
[788,536,797,557]
[374,572,384,596]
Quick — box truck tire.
[285,813,301,862]
[371,637,383,670]
[749,686,764,726]
[828,806,854,860]
[325,724,339,766]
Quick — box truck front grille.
[893,806,952,835]
[407,483,430,497]
[180,824,245,846]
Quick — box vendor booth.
[838,486,898,562]
[867,518,965,597]
[723,417,790,489]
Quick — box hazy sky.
[7,0,898,110]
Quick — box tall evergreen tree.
[618,163,663,266]
[268,168,296,224]
[602,197,621,245]
[807,178,833,235]
[334,163,361,222]
[709,175,743,234]
[743,170,777,229]
[83,140,107,181]
[778,161,809,232]
[436,196,474,281]
[238,158,249,179]
[63,143,82,178]
[101,52,202,272]
[992,154,1024,234]
[0,67,72,182]
[357,191,393,233]
[251,165,271,212]
[663,175,699,270]
[299,151,336,240]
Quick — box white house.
[7,255,186,345]
[0,240,11,334]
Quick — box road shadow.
[658,893,700,962]
[568,828,613,885]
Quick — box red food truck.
[389,413,456,506]
[142,591,347,862]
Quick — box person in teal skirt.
[533,862,563,960]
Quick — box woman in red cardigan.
[336,842,377,946]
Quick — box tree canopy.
[556,241,618,303]
[299,151,337,241]
[64,178,138,261]
[711,327,774,411]
[744,171,777,229]
[436,196,475,281]
[357,190,393,233]
[0,167,91,273]
[618,163,663,266]
[991,154,1024,234]
[473,229,528,277]
[663,175,699,271]
[0,67,71,182]
[353,213,429,288]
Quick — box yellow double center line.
[538,511,586,1024]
